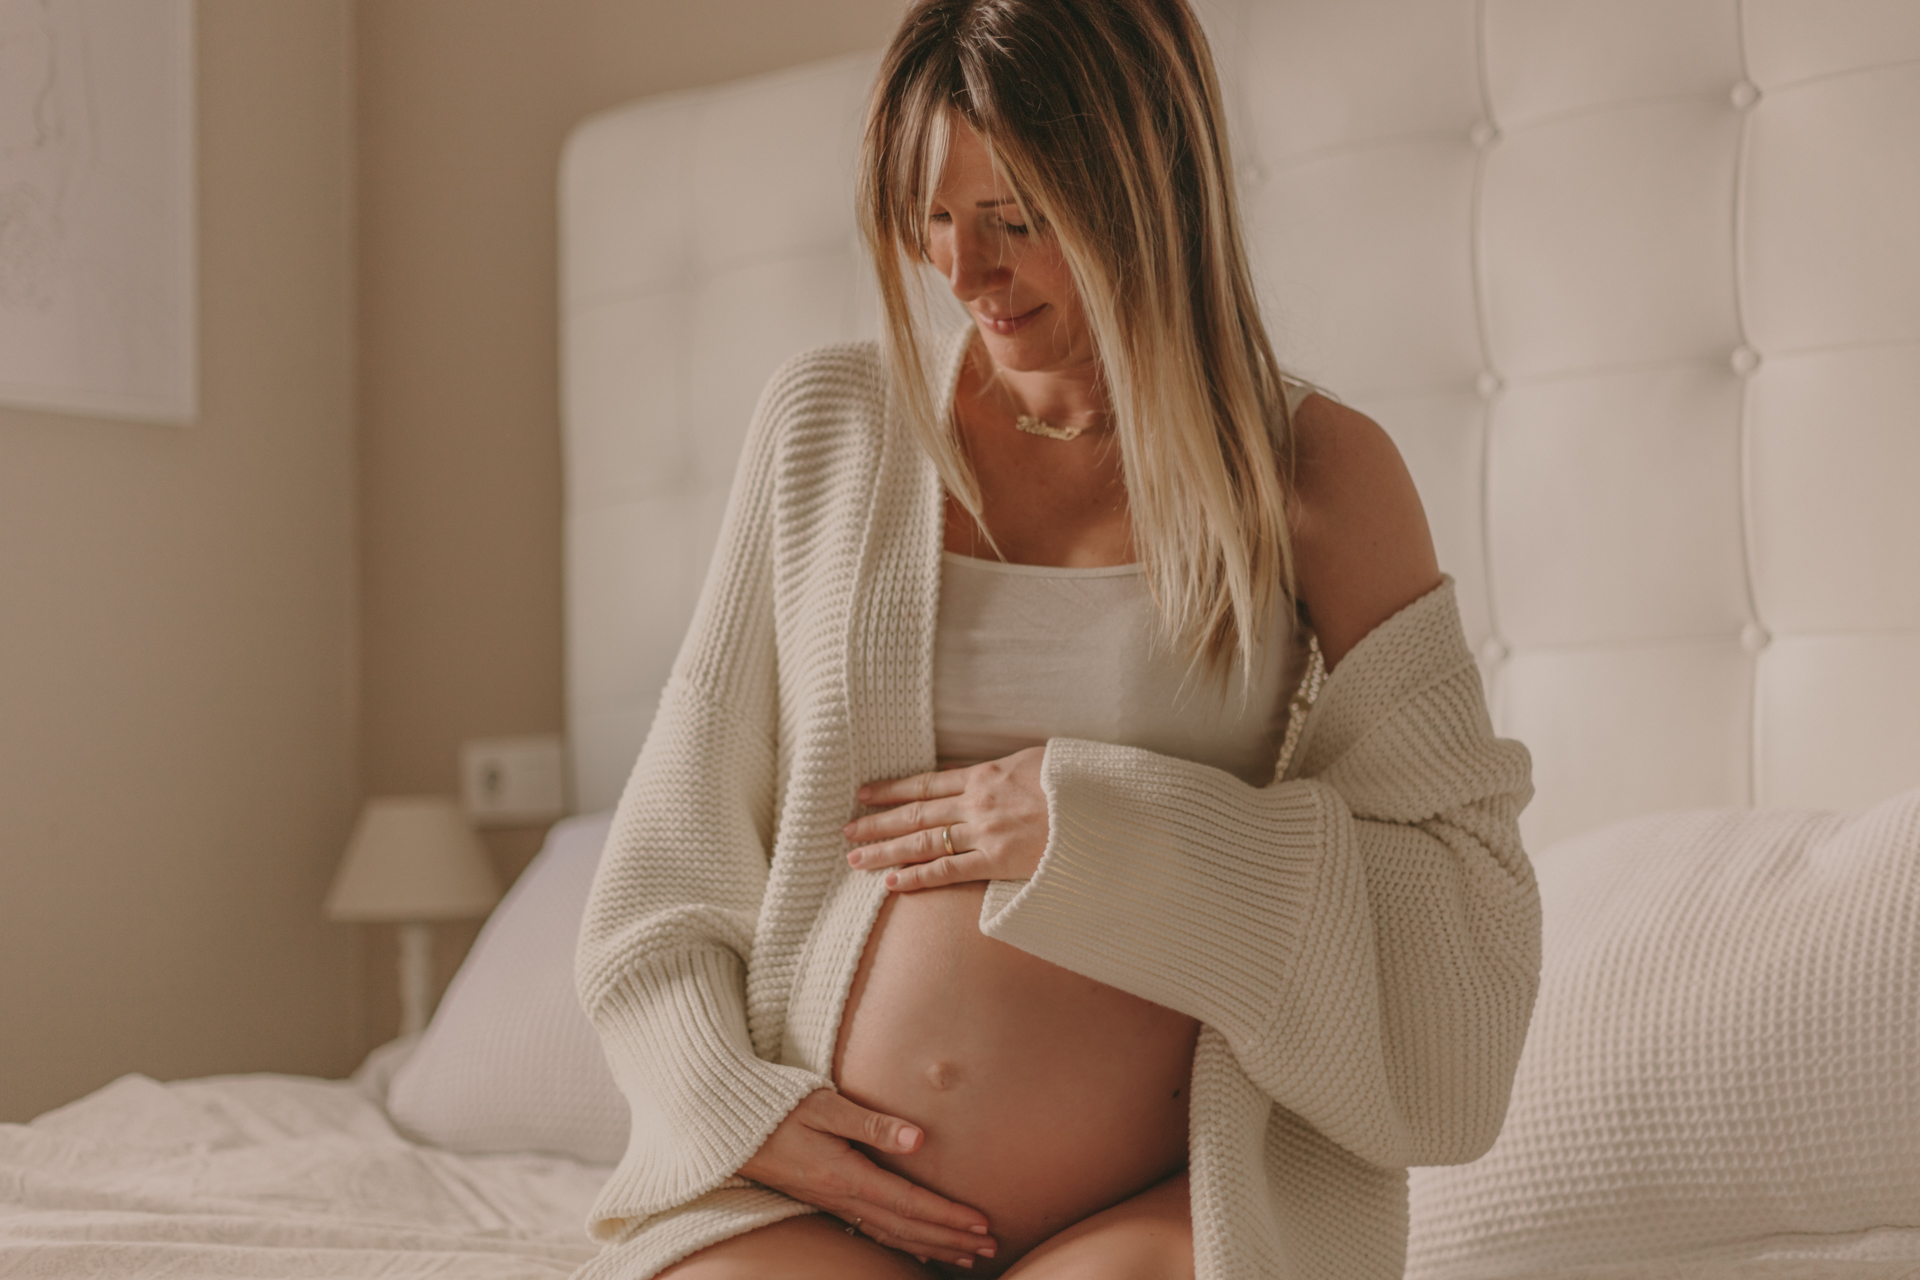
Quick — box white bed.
[6,1,1918,1277]
[0,1064,603,1279]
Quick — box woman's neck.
[946,328,1134,568]
[965,335,1111,436]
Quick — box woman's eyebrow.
[976,197,1018,208]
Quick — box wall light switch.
[460,734,567,827]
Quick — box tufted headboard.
[560,2,1920,851]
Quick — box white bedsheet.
[3,1074,1917,1280]
[0,1071,606,1279]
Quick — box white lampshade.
[326,796,502,922]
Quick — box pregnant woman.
[574,2,1541,1278]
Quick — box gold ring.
[942,824,955,857]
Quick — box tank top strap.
[1281,377,1313,419]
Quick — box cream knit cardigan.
[573,326,1541,1280]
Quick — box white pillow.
[385,810,627,1164]
[1406,788,1920,1277]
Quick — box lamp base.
[398,921,434,1038]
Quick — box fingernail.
[846,851,862,868]
[857,787,870,801]
[977,1246,996,1258]
[897,1125,921,1150]
[969,1225,989,1235]
[884,872,899,889]
[955,1259,974,1270]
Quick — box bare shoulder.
[1286,394,1443,670]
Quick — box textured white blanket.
[1510,1266,1920,1280]
[0,1073,605,1279]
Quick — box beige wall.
[0,0,908,1118]
[354,0,905,1044]
[0,1,359,1121]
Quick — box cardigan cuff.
[585,947,828,1239]
[979,739,1335,1040]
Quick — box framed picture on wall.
[0,0,195,424]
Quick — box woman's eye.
[1003,221,1029,235]
[928,211,952,224]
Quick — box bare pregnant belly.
[832,882,1198,1272]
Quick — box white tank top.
[932,381,1315,786]
[932,556,1302,785]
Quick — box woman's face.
[924,122,1094,375]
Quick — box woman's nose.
[945,231,1008,300]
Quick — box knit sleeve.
[573,358,830,1240]
[977,578,1540,1169]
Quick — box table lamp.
[326,796,502,1037]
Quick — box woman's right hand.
[738,1089,997,1268]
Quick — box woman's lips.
[977,304,1046,335]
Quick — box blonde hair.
[858,0,1298,680]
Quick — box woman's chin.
[970,323,1081,374]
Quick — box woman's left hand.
[845,747,1049,891]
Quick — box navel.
[924,1060,962,1091]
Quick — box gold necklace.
[1013,413,1086,441]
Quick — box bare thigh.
[654,1175,1191,1280]
[657,1214,931,1280]
[997,1171,1192,1280]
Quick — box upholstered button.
[1479,638,1510,665]
[1730,346,1762,375]
[1476,371,1504,398]
[1730,81,1761,110]
[1238,162,1268,189]
[1470,121,1500,149]
[1740,623,1771,654]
